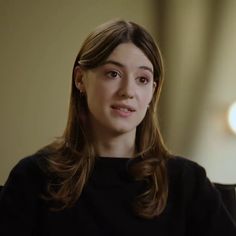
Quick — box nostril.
[120,94,133,99]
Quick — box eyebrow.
[101,60,153,74]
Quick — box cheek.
[86,88,111,113]
[139,90,153,108]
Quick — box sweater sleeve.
[185,162,236,236]
[0,156,45,235]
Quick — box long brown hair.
[42,19,170,219]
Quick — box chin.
[109,125,136,136]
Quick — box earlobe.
[153,81,157,93]
[74,66,85,93]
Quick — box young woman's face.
[78,42,156,137]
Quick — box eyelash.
[137,76,150,85]
[106,70,121,79]
[105,70,150,85]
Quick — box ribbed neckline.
[95,156,141,167]
[95,156,132,168]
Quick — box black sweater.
[0,153,235,236]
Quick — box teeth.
[112,105,134,112]
[118,107,129,112]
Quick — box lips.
[111,104,136,112]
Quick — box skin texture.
[75,43,156,157]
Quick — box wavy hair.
[42,19,170,219]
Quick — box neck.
[93,131,136,158]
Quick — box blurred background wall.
[0,0,235,185]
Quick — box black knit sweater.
[0,153,235,235]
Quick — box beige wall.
[1,1,235,186]
[157,1,236,184]
[0,0,157,184]
[191,1,236,184]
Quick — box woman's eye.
[137,77,150,84]
[106,71,120,79]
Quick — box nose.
[118,76,135,99]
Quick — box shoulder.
[0,150,52,234]
[167,155,207,182]
[167,156,218,217]
[3,150,50,193]
[9,151,48,178]
[167,155,204,171]
[166,156,216,206]
[166,158,236,234]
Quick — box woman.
[0,19,235,235]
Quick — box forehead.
[105,43,153,70]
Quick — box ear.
[148,82,157,106]
[74,66,86,93]
[152,81,157,96]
